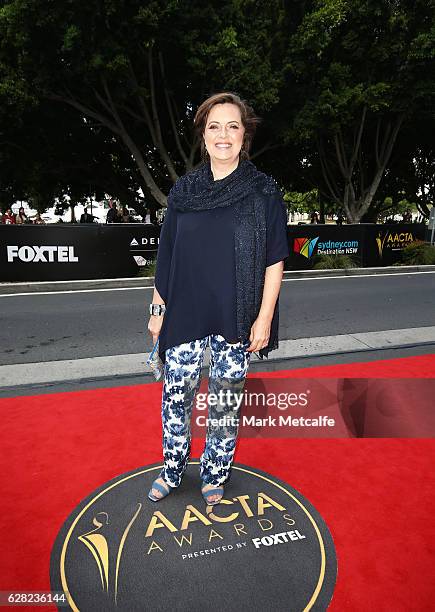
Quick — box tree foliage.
[0,0,434,220]
[0,0,286,210]
[285,0,435,221]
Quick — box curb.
[1,337,434,395]
[1,265,435,294]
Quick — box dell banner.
[0,224,160,281]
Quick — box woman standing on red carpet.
[147,91,289,505]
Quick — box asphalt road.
[1,272,434,366]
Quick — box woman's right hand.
[148,314,164,345]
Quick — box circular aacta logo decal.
[50,461,337,611]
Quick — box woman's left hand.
[246,315,271,353]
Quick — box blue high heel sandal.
[201,483,224,506]
[148,477,173,502]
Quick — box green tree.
[0,0,286,209]
[284,189,319,216]
[285,0,435,222]
[0,100,147,218]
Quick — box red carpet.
[1,354,434,611]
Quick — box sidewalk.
[1,326,434,397]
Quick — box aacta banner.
[0,224,160,281]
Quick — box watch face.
[150,305,164,315]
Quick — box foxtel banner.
[190,377,435,438]
[0,224,160,281]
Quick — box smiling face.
[203,102,245,165]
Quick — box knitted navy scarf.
[168,159,264,211]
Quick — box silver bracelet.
[149,303,166,316]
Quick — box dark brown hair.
[193,92,261,162]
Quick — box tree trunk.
[318,111,406,223]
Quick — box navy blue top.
[154,188,289,364]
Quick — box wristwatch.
[149,303,166,316]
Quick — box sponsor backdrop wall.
[288,223,427,269]
[0,224,160,281]
[0,223,428,281]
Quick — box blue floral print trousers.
[158,334,252,488]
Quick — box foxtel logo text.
[6,245,79,263]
